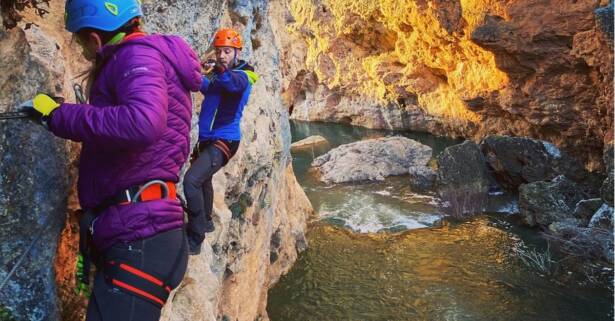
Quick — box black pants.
[85,228,188,321]
[182,140,238,246]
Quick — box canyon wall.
[278,0,614,169]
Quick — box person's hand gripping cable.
[19,93,64,127]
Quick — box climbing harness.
[77,180,177,301]
[102,231,186,307]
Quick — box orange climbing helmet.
[213,28,242,49]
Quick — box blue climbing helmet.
[65,0,143,33]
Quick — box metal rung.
[0,111,30,120]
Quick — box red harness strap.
[212,140,232,161]
[106,260,171,307]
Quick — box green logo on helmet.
[104,2,119,16]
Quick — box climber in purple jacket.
[20,0,201,320]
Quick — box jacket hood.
[101,34,202,92]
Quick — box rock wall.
[277,0,614,169]
[0,1,312,321]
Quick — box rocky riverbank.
[311,134,613,269]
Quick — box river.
[267,120,613,321]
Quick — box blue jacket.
[198,61,258,141]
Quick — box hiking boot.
[204,218,215,233]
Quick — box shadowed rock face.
[0,119,69,321]
[436,140,490,194]
[480,135,588,192]
[435,140,491,216]
[277,0,614,169]
[519,175,588,227]
[0,25,70,321]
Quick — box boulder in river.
[519,175,587,227]
[435,141,491,216]
[311,136,432,184]
[480,135,587,192]
[290,135,329,152]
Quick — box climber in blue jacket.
[183,28,259,255]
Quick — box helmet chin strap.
[231,49,238,69]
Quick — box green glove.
[75,254,91,297]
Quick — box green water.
[267,121,613,321]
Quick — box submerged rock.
[436,141,490,216]
[290,135,329,152]
[588,204,614,230]
[548,219,585,236]
[519,176,587,227]
[551,226,613,264]
[311,136,432,183]
[573,198,604,225]
[480,136,587,192]
[408,165,437,192]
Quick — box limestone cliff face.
[0,1,312,321]
[278,0,614,169]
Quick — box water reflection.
[268,219,613,321]
[268,121,613,321]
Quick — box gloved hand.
[20,93,63,126]
[75,254,91,297]
[212,61,226,75]
[202,59,226,75]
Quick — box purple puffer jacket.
[49,34,202,250]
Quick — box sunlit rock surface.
[277,0,613,168]
[312,136,432,183]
